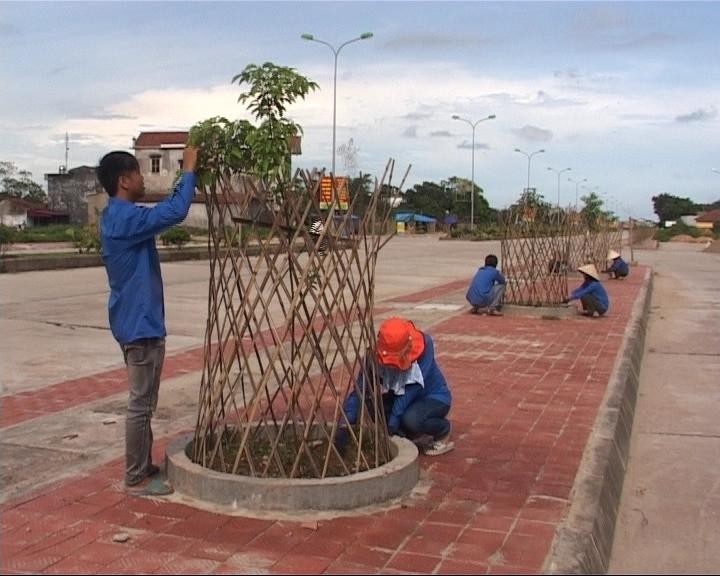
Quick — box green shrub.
[71,225,101,254]
[0,224,16,256]
[13,224,79,243]
[160,227,192,249]
[654,221,705,242]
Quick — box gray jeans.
[473,284,506,311]
[121,338,165,486]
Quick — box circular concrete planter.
[166,434,419,512]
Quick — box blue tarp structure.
[394,212,437,224]
[444,214,459,226]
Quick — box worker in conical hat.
[563,263,610,317]
[606,249,629,280]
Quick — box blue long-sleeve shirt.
[610,257,629,276]
[101,172,196,344]
[466,266,506,307]
[343,334,452,432]
[570,279,609,312]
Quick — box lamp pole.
[301,32,373,176]
[452,113,496,229]
[514,148,545,193]
[547,166,572,210]
[568,177,588,209]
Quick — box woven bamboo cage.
[500,206,571,306]
[191,160,409,479]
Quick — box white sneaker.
[423,440,455,456]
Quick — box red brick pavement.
[1,270,647,574]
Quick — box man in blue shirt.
[563,263,610,317]
[466,254,506,316]
[607,250,630,279]
[97,146,198,496]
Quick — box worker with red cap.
[340,317,454,456]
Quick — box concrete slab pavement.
[609,244,720,574]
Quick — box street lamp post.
[514,148,545,193]
[452,113,496,229]
[301,32,373,176]
[568,177,588,209]
[547,166,572,210]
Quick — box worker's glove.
[561,298,570,305]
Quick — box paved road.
[609,243,720,574]
[0,235,497,394]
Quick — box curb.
[166,433,419,512]
[544,267,654,574]
[0,247,210,273]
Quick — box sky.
[1,1,719,219]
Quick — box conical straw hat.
[607,250,620,260]
[578,264,600,281]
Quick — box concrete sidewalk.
[1,247,649,575]
[609,244,720,574]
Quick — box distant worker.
[466,254,506,316]
[606,250,629,279]
[563,264,610,318]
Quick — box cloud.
[675,107,717,123]
[571,6,679,52]
[0,22,21,37]
[457,141,490,150]
[430,130,453,138]
[383,33,494,50]
[554,68,582,81]
[534,90,586,107]
[85,110,139,121]
[512,125,553,142]
[400,111,433,121]
[608,33,678,51]
[402,126,418,138]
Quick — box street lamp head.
[538,149,546,153]
[488,114,496,119]
[360,32,374,39]
[452,114,461,120]
[514,148,522,153]
[301,33,314,41]
[547,166,553,171]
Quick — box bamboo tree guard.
[500,206,571,306]
[191,160,409,479]
[501,200,623,307]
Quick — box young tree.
[580,191,605,231]
[0,161,47,203]
[188,63,318,185]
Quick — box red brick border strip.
[0,277,470,429]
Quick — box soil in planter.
[196,424,391,479]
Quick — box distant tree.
[652,193,702,224]
[399,180,452,219]
[442,176,495,223]
[0,161,47,203]
[580,191,605,231]
[348,172,373,217]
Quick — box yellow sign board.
[319,176,349,210]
